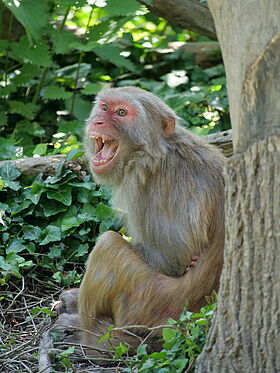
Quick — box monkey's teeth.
[92,152,116,165]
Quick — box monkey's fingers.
[185,256,199,273]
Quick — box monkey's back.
[112,125,225,277]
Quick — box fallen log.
[0,130,233,176]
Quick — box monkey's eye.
[101,104,108,111]
[116,108,127,117]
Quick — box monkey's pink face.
[86,99,137,175]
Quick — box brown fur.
[55,87,225,351]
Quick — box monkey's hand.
[185,256,199,273]
[52,288,79,315]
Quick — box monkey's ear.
[162,117,175,138]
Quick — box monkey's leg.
[78,231,182,338]
[78,231,222,348]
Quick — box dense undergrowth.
[0,0,225,371]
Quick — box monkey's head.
[85,86,176,185]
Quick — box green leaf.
[0,40,8,52]
[0,164,21,181]
[25,40,52,67]
[94,45,136,72]
[162,327,177,341]
[76,188,91,203]
[23,226,42,241]
[55,0,87,6]
[51,29,80,54]
[173,358,188,372]
[59,346,75,356]
[0,112,8,126]
[47,186,72,206]
[25,182,45,204]
[95,203,115,221]
[81,83,102,95]
[40,226,61,245]
[88,17,129,44]
[66,148,84,161]
[33,143,48,156]
[4,0,48,40]
[7,239,26,254]
[76,243,89,257]
[61,216,83,232]
[12,64,41,86]
[105,0,140,16]
[114,342,130,358]
[0,256,12,271]
[10,101,38,119]
[13,199,32,214]
[65,95,91,121]
[44,86,72,100]
[43,201,68,217]
[3,180,21,191]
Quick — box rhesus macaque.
[55,87,225,351]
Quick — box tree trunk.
[196,1,280,372]
[139,0,216,39]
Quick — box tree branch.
[139,0,216,39]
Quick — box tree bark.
[139,0,216,39]
[196,1,280,372]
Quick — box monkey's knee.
[96,230,126,247]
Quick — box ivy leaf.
[44,85,72,100]
[3,180,21,191]
[61,216,83,232]
[23,226,42,241]
[7,239,26,254]
[43,201,68,217]
[47,186,72,206]
[0,164,21,181]
[0,256,12,271]
[40,226,61,245]
[4,0,48,40]
[95,202,115,221]
[94,44,136,72]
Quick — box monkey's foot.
[52,288,79,315]
[186,256,199,272]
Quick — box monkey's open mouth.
[89,133,119,173]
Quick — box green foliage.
[118,304,215,372]
[0,162,119,285]
[0,0,229,161]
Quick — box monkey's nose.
[95,120,103,125]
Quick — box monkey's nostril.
[96,121,103,125]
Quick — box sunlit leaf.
[4,0,48,40]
